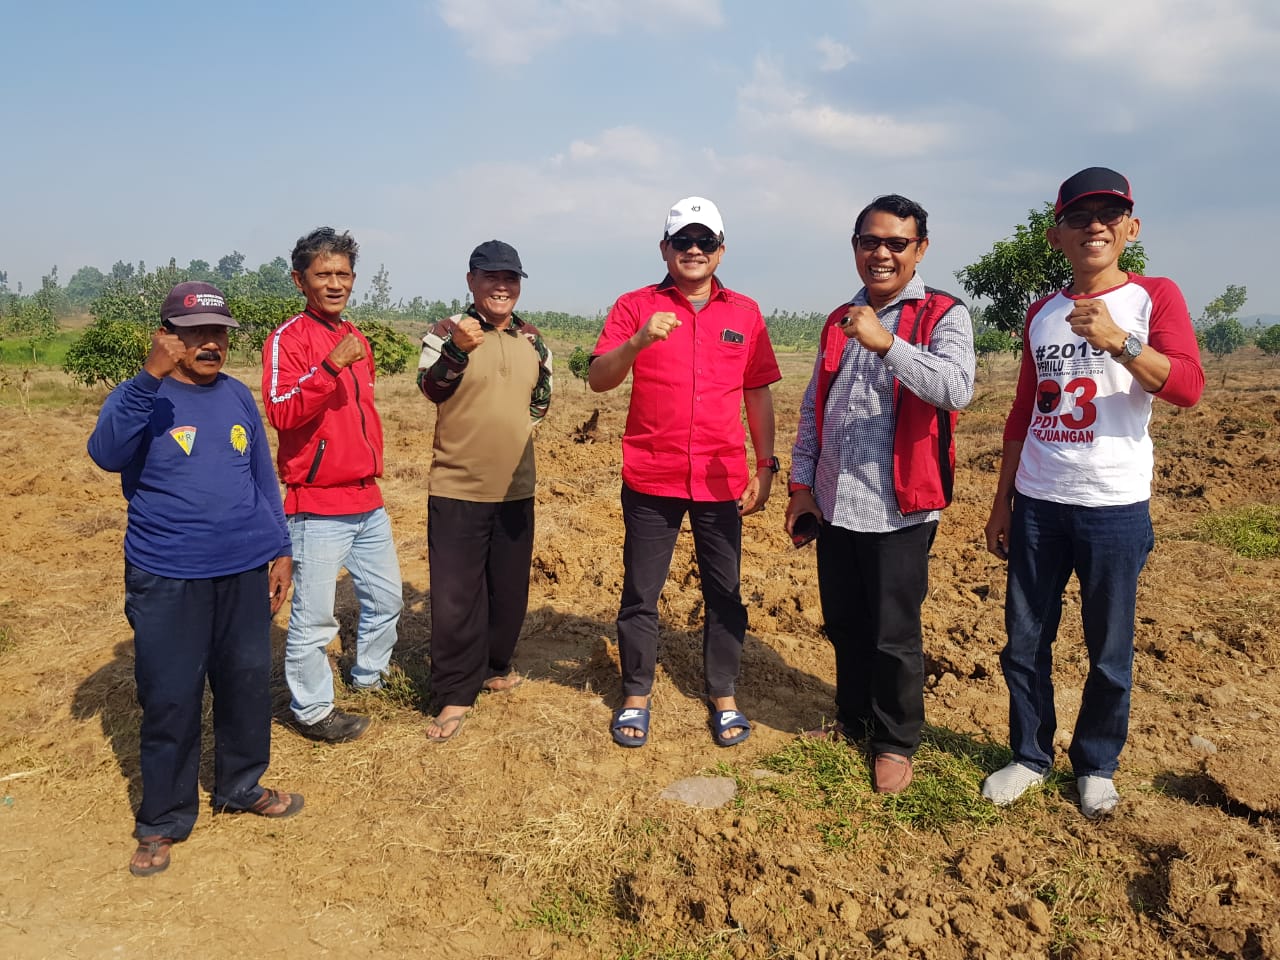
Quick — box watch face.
[1124,335,1143,359]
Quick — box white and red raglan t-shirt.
[1004,274,1203,507]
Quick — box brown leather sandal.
[129,836,174,877]
[247,788,305,819]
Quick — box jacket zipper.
[306,439,327,484]
[347,364,378,476]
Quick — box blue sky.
[4,0,1278,320]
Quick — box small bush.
[63,319,150,387]
[355,317,417,376]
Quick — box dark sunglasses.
[853,235,922,254]
[1057,205,1131,230]
[667,234,722,253]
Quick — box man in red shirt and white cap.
[590,196,781,749]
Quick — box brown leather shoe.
[873,753,913,794]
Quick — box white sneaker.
[981,762,1046,806]
[1078,776,1120,819]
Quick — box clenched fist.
[450,316,484,353]
[143,328,188,380]
[840,305,894,354]
[635,311,681,350]
[327,333,366,370]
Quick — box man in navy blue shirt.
[89,281,302,877]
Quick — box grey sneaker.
[298,708,370,743]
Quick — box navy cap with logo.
[468,240,527,278]
[1055,167,1134,216]
[160,281,239,328]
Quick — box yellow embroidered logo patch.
[230,424,248,455]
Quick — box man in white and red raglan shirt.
[785,194,975,795]
[982,167,1204,819]
[262,227,403,744]
[590,196,780,750]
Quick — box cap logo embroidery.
[181,292,226,309]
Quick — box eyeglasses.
[853,235,922,254]
[1056,205,1131,230]
[666,234,722,253]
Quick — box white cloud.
[737,58,949,157]
[815,36,856,72]
[560,126,668,171]
[436,0,724,65]
[919,0,1280,93]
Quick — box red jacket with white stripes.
[261,310,385,516]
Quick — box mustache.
[195,350,222,362]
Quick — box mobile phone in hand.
[791,512,819,548]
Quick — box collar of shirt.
[655,274,728,307]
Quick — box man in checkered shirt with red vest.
[785,194,975,795]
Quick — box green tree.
[3,298,59,363]
[1256,324,1280,356]
[1200,284,1247,326]
[1203,318,1246,362]
[66,266,107,309]
[216,251,246,281]
[1196,285,1249,385]
[226,294,304,359]
[567,345,591,388]
[364,264,393,314]
[185,259,218,283]
[956,202,1147,335]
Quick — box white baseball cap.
[665,196,724,238]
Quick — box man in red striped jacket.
[262,227,403,744]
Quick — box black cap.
[1055,167,1133,216]
[160,281,239,328]
[468,240,527,278]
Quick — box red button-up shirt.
[594,276,781,501]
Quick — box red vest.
[813,290,960,515]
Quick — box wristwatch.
[758,456,781,474]
[1116,333,1143,364]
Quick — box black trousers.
[616,483,748,699]
[124,562,273,840]
[427,496,534,706]
[814,520,937,756]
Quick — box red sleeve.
[261,318,341,431]
[593,290,645,358]
[744,303,781,389]
[1002,298,1047,442]
[1133,276,1204,408]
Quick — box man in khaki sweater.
[416,241,552,742]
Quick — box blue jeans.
[285,509,403,723]
[1001,493,1154,778]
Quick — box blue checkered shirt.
[790,275,976,533]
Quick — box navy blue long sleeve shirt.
[88,370,291,578]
